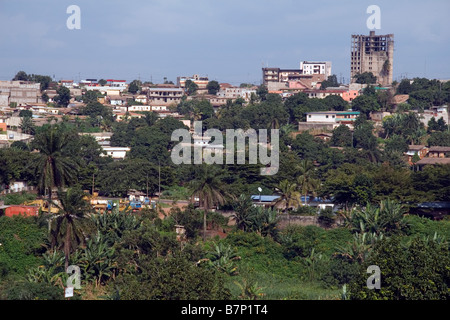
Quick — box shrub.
[404,215,450,240]
[291,206,318,216]
[321,255,360,288]
[2,281,64,300]
[349,236,450,300]
[1,192,37,205]
[318,207,335,228]
[114,255,231,300]
[0,216,47,277]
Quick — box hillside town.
[0,29,449,302]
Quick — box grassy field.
[225,272,341,300]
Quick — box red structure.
[4,206,39,217]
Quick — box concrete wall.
[277,215,344,229]
[298,122,334,132]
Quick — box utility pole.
[92,173,95,195]
[146,173,149,198]
[158,160,161,204]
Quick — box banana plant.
[202,242,241,276]
[79,232,117,287]
[335,232,383,264]
[26,250,66,286]
[304,248,327,281]
[233,278,265,300]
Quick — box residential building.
[208,96,230,107]
[350,31,394,86]
[0,129,33,144]
[79,132,113,146]
[262,68,302,85]
[416,157,450,169]
[114,112,143,122]
[306,111,360,126]
[0,81,41,106]
[101,146,130,160]
[135,95,148,104]
[3,181,34,193]
[177,75,209,89]
[300,61,332,78]
[263,67,327,91]
[148,87,184,106]
[84,79,127,94]
[428,146,450,158]
[298,111,360,132]
[217,87,256,102]
[416,106,448,127]
[70,88,82,97]
[128,105,152,112]
[405,145,428,165]
[60,80,74,88]
[303,88,359,102]
[370,111,392,122]
[108,96,127,106]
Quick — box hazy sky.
[0,0,449,85]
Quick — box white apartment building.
[300,61,332,78]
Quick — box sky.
[0,0,449,86]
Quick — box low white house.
[135,95,148,104]
[101,146,130,160]
[305,111,360,129]
[2,181,34,193]
[109,96,126,106]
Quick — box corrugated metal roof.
[251,195,280,202]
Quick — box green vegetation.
[0,76,449,300]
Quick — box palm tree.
[50,187,92,270]
[20,116,35,135]
[187,165,234,241]
[32,125,79,220]
[272,180,301,224]
[403,113,421,138]
[232,194,256,232]
[296,159,320,206]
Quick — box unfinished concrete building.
[351,31,394,87]
[0,81,40,106]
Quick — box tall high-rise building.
[350,31,394,86]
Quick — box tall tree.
[54,86,71,107]
[353,72,377,85]
[206,80,220,95]
[128,80,142,94]
[296,159,320,205]
[20,116,35,135]
[320,74,339,89]
[324,95,348,111]
[50,187,91,270]
[330,125,353,147]
[272,179,301,224]
[187,165,233,241]
[31,126,80,222]
[12,71,29,81]
[185,80,198,96]
[351,95,380,117]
